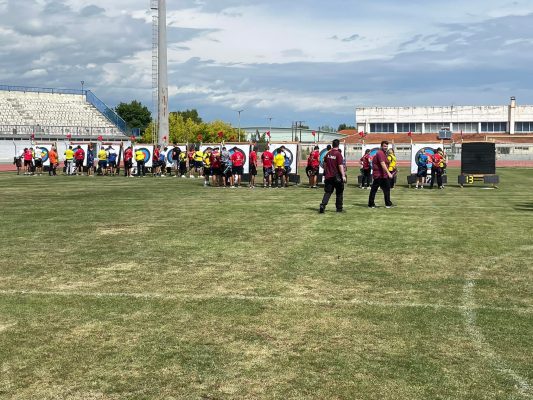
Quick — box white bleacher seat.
[0,89,125,137]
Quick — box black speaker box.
[461,143,496,175]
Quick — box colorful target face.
[272,147,293,165]
[229,148,247,165]
[368,147,380,160]
[138,147,151,163]
[38,147,50,163]
[416,147,435,168]
[166,148,174,163]
[319,148,329,168]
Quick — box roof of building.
[339,130,533,144]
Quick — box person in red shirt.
[360,149,371,189]
[307,146,320,188]
[230,147,245,187]
[249,146,258,188]
[23,148,33,175]
[74,145,85,176]
[261,146,274,188]
[153,145,161,177]
[210,148,221,186]
[124,146,133,177]
[368,141,394,208]
[319,140,346,213]
[187,148,195,178]
[430,148,445,189]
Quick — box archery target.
[270,143,298,173]
[70,144,89,167]
[133,145,153,168]
[36,144,53,166]
[318,143,346,174]
[411,144,436,174]
[165,146,186,168]
[228,144,250,174]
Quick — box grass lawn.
[0,168,531,399]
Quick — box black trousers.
[361,169,371,187]
[321,178,344,210]
[368,177,392,207]
[137,161,145,176]
[430,167,443,188]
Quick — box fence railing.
[0,124,126,136]
[0,85,85,96]
[86,91,126,133]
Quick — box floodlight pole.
[237,109,244,142]
[158,0,169,146]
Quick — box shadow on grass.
[514,203,533,211]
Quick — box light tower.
[151,0,169,145]
[157,0,169,145]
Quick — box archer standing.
[319,139,346,213]
[360,149,371,189]
[368,141,394,209]
[249,146,258,189]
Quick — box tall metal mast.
[150,0,158,144]
[157,0,169,145]
[150,0,169,145]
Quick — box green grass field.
[0,168,532,400]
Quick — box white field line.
[463,272,532,397]
[0,289,531,314]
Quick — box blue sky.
[1,0,532,129]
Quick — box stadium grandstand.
[0,85,127,139]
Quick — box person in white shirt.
[33,147,43,176]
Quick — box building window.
[370,123,394,133]
[397,123,422,133]
[481,122,507,132]
[456,123,478,133]
[515,122,533,132]
[425,123,450,133]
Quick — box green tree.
[172,109,203,124]
[115,101,152,134]
[338,123,356,131]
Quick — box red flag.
[408,131,412,137]
[130,135,136,142]
[30,133,35,140]
[312,131,316,137]
[460,130,463,138]
[266,131,271,138]
[97,135,103,141]
[163,135,167,141]
[66,134,72,140]
[359,131,365,138]
[197,134,203,142]
[217,131,224,139]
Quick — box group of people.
[319,140,397,213]
[359,148,398,190]
[414,148,447,189]
[14,140,450,212]
[144,144,294,189]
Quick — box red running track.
[1,160,533,172]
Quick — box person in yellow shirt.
[135,148,145,177]
[97,146,108,175]
[387,148,398,189]
[273,148,286,188]
[202,148,212,187]
[193,148,204,178]
[64,146,75,175]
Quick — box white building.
[356,97,533,135]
